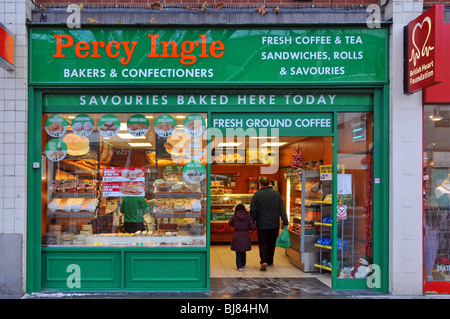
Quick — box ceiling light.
[145,115,154,119]
[120,123,127,131]
[260,142,288,147]
[432,115,443,121]
[117,133,146,140]
[128,143,152,147]
[217,142,242,147]
[176,115,186,119]
[431,107,443,121]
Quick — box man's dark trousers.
[257,228,279,265]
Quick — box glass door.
[335,112,374,287]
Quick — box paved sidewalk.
[19,277,448,299]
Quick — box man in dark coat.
[250,176,288,271]
[229,204,257,271]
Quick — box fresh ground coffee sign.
[211,113,333,136]
[30,28,387,85]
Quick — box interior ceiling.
[100,134,308,149]
[61,113,311,149]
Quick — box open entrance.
[209,111,374,290]
[209,135,333,287]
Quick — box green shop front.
[27,27,389,293]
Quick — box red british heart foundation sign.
[0,23,15,71]
[405,4,445,93]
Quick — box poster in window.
[45,114,67,138]
[45,138,67,162]
[98,115,120,137]
[71,114,94,137]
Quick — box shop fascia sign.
[30,28,387,85]
[0,22,15,71]
[404,4,445,93]
[43,93,372,108]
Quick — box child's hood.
[235,210,249,221]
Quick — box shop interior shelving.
[286,170,321,272]
[210,193,255,243]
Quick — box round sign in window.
[45,139,67,162]
[71,114,94,137]
[127,114,150,137]
[45,115,67,138]
[183,114,206,137]
[154,114,176,138]
[183,160,206,184]
[98,115,120,137]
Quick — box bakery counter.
[44,233,207,247]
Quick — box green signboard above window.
[43,93,373,108]
[30,28,387,86]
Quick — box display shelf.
[314,222,332,227]
[44,234,207,247]
[211,213,234,221]
[47,212,96,218]
[210,204,236,207]
[314,264,332,271]
[56,160,98,175]
[51,193,97,198]
[315,243,332,250]
[287,170,334,273]
[154,191,203,198]
[154,212,202,218]
[210,193,255,243]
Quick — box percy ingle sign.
[53,34,225,66]
[30,28,387,85]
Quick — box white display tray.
[83,234,207,247]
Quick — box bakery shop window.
[42,113,208,247]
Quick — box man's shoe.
[260,263,267,271]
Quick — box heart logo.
[409,16,434,67]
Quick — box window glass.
[423,105,450,282]
[337,112,374,278]
[41,113,207,247]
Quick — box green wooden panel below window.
[125,251,207,289]
[41,251,121,289]
[40,250,208,290]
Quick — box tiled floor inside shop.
[208,244,336,298]
[210,245,331,285]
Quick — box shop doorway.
[208,112,375,290]
[209,135,333,285]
